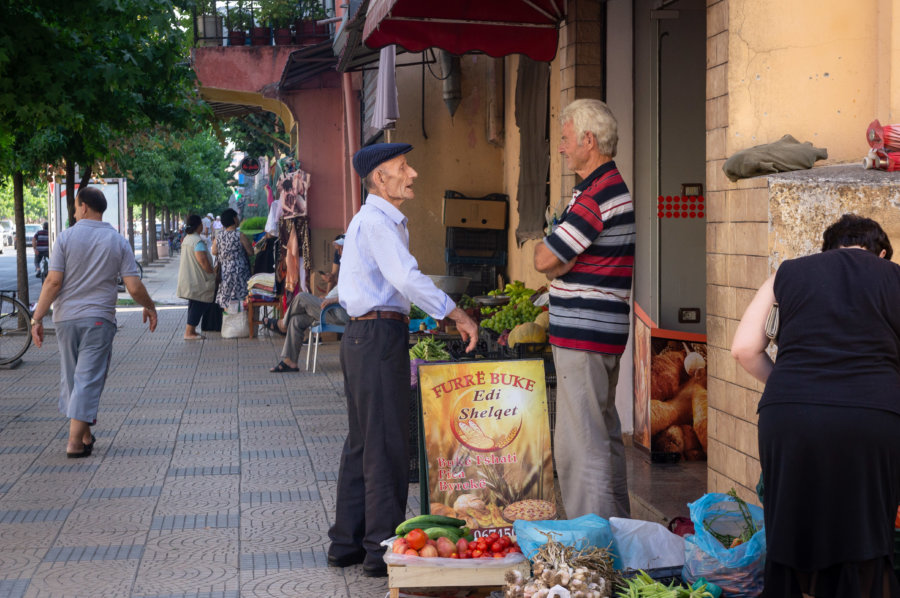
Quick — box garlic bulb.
[684,351,706,376]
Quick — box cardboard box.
[443,198,507,230]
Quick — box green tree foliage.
[112,127,232,218]
[0,178,48,222]
[223,112,290,162]
[0,0,201,222]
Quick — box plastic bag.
[681,493,766,597]
[610,517,685,570]
[380,537,526,568]
[513,514,621,568]
[221,311,249,339]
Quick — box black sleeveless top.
[759,248,900,415]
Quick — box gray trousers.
[280,292,348,362]
[552,346,630,519]
[57,318,117,424]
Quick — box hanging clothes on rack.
[273,160,312,303]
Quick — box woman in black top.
[732,214,900,598]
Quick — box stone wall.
[705,0,768,504]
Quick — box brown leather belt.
[349,310,410,324]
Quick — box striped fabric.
[544,161,634,355]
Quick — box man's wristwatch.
[31,318,42,326]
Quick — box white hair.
[560,99,618,157]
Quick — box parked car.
[22,223,41,244]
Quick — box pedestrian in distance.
[32,222,49,278]
[211,208,252,311]
[732,214,900,598]
[327,142,478,578]
[533,99,635,520]
[177,214,216,341]
[30,186,157,458]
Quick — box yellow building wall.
[727,0,900,161]
[707,0,900,502]
[390,53,505,278]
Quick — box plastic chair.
[305,302,346,372]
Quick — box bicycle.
[116,260,144,292]
[0,290,32,366]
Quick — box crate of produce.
[388,560,531,597]
[447,263,500,297]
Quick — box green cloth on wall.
[723,134,828,182]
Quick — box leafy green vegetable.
[409,304,428,320]
[409,337,451,361]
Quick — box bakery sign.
[418,359,556,538]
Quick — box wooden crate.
[388,560,530,598]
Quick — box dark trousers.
[186,299,213,327]
[328,319,410,567]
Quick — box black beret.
[352,143,413,178]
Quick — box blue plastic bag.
[682,493,766,597]
[513,514,621,568]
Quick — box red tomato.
[471,549,483,558]
[476,541,488,552]
[508,545,521,553]
[499,537,511,548]
[488,532,500,542]
[406,528,427,551]
[491,541,503,553]
[404,548,419,556]
[463,550,472,559]
[450,553,459,559]
[493,552,504,558]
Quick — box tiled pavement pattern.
[0,265,406,597]
[0,257,703,598]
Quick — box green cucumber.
[395,514,466,536]
[423,526,464,541]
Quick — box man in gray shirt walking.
[31,187,157,458]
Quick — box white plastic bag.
[221,311,249,338]
[609,517,685,570]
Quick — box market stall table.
[246,297,281,339]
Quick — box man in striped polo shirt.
[534,99,635,519]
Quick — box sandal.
[270,361,299,373]
[263,317,285,335]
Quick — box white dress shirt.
[338,194,455,319]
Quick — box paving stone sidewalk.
[0,257,409,597]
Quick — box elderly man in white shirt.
[326,143,477,578]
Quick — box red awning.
[363,0,565,62]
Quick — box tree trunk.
[127,202,135,253]
[65,159,76,227]
[12,172,30,309]
[78,166,92,201]
[148,203,158,261]
[141,204,149,267]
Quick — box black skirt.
[758,403,900,597]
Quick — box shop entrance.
[608,0,708,484]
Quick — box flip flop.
[270,361,299,373]
[263,317,285,335]
[184,334,206,341]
